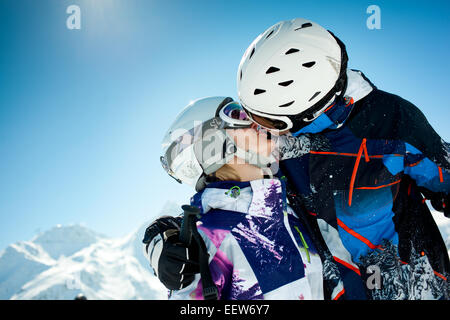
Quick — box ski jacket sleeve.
[404,142,450,191]
[402,122,450,217]
[278,133,331,161]
[168,227,233,300]
[142,215,201,290]
[348,89,450,216]
[278,89,450,217]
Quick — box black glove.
[430,193,450,218]
[142,215,200,290]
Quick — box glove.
[430,193,450,218]
[142,215,200,290]
[278,133,331,161]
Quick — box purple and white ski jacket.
[169,178,324,300]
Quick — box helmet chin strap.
[302,92,341,123]
[302,102,331,123]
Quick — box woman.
[147,96,323,300]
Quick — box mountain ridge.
[0,200,184,300]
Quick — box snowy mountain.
[432,211,450,257]
[0,205,448,300]
[0,200,185,300]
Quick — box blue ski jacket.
[279,69,450,300]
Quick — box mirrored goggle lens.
[222,102,250,121]
[244,110,289,131]
[218,102,252,127]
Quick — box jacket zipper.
[281,176,312,264]
[294,226,311,263]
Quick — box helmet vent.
[308,91,321,102]
[254,89,266,95]
[302,61,316,68]
[240,70,243,80]
[266,66,280,74]
[266,29,275,39]
[249,47,256,60]
[294,22,313,31]
[285,48,300,55]
[278,80,294,87]
[279,101,295,108]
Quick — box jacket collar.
[346,69,375,102]
[191,178,285,218]
[293,69,374,136]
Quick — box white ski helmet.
[237,18,348,132]
[160,96,275,191]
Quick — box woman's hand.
[142,216,199,290]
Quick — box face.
[225,127,278,160]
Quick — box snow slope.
[0,204,448,300]
[0,223,167,300]
[432,211,450,257]
[0,200,184,300]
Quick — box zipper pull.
[294,226,311,263]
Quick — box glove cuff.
[142,234,163,277]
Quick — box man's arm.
[404,142,450,217]
[348,89,450,216]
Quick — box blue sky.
[0,0,449,250]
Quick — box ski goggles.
[241,97,337,132]
[242,106,293,131]
[216,101,253,128]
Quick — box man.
[144,18,449,300]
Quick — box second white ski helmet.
[237,18,348,132]
[161,97,275,191]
